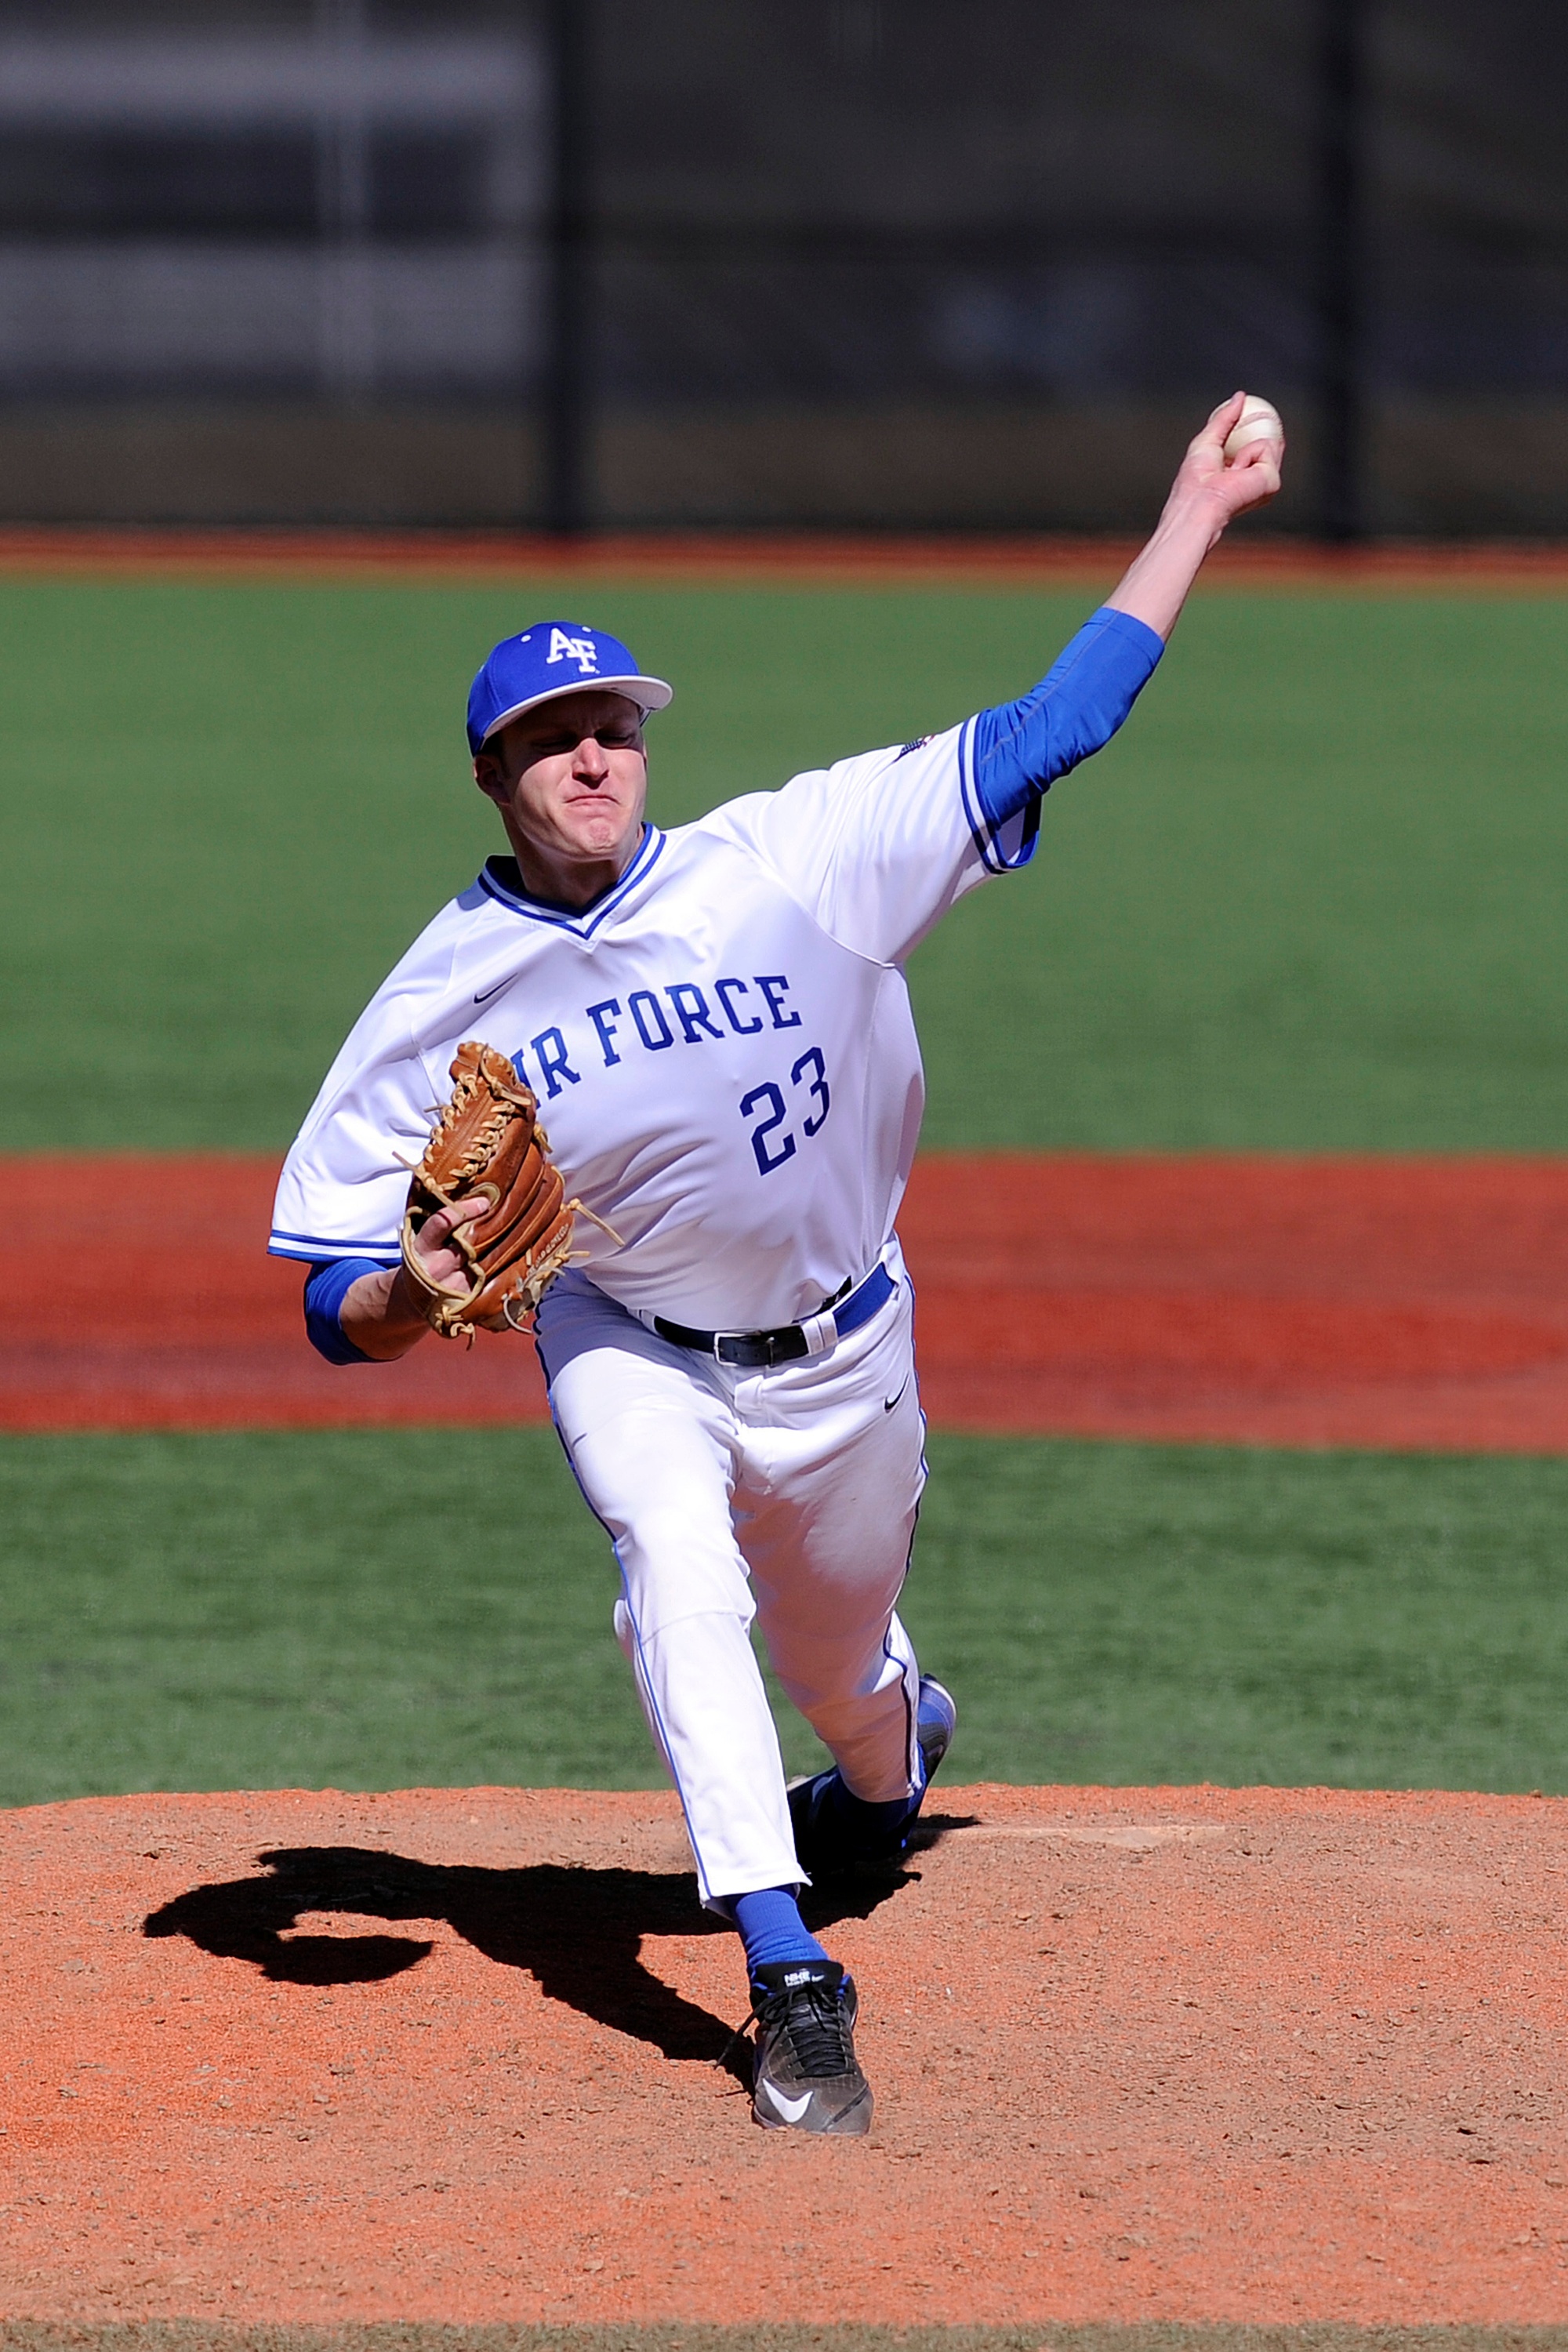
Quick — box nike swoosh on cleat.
[883,1377,910,1412]
[763,2086,814,2124]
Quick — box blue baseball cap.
[466,621,673,755]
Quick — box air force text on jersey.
[508,965,824,1163]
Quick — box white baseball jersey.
[270,719,1034,1333]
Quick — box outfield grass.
[2,575,1566,1152]
[5,1426,1568,1810]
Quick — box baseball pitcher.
[271,395,1283,2134]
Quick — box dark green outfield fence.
[4,2,1567,537]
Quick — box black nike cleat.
[789,1673,957,1878]
[750,1960,872,2135]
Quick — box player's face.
[474,689,648,905]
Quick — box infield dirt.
[4,1784,1568,2327]
[9,1152,1568,1450]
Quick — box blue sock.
[729,1886,829,1983]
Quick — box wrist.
[1153,481,1230,554]
[343,1265,427,1359]
[384,1266,430,1330]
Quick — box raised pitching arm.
[969,391,1284,829]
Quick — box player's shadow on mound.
[142,1831,971,2065]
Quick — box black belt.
[653,1261,895,1368]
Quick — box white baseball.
[1223,394,1284,459]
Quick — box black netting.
[0,0,1562,531]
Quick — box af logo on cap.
[546,627,601,673]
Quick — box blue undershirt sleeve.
[303,1258,385,1366]
[971,605,1165,831]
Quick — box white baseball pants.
[534,1252,927,1906]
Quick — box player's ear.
[473,750,506,806]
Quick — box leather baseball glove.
[399,1040,583,1341]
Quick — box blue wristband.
[303,1257,386,1366]
[972,605,1164,830]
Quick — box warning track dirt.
[7,1153,1568,1450]
[2,523,1567,592]
[3,1784,1568,2327]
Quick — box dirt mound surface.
[8,1153,1568,1451]
[3,1784,1567,2325]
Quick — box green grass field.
[2,575,1566,1151]
[3,568,1568,1806]
[5,1427,1568,1809]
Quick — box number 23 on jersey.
[740,1046,830,1175]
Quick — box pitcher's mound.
[4,1784,1566,2328]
